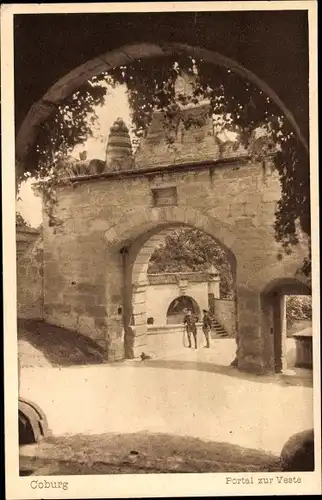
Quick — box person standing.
[202,309,212,348]
[183,309,198,349]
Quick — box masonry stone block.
[108,340,125,361]
[133,312,146,326]
[85,305,107,318]
[106,316,123,337]
[132,293,147,305]
[46,311,79,332]
[238,356,265,374]
[262,186,282,202]
[76,283,98,294]
[104,226,119,242]
[94,317,107,329]
[132,301,147,315]
[77,294,99,307]
[72,304,86,315]
[76,314,98,337]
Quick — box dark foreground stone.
[20,432,281,475]
[280,429,314,471]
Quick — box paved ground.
[19,337,313,461]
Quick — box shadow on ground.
[18,319,106,366]
[20,431,281,475]
[18,319,312,388]
[122,358,313,388]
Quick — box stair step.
[209,317,228,337]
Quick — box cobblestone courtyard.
[19,332,313,475]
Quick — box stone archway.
[108,207,237,359]
[260,277,311,373]
[16,42,308,172]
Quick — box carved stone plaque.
[152,186,177,207]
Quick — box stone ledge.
[147,271,218,284]
[16,227,41,245]
[16,226,41,235]
[66,155,255,183]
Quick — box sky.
[17,85,131,227]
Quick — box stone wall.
[42,216,117,355]
[41,153,309,368]
[16,227,43,319]
[213,299,237,337]
[146,324,187,355]
[146,280,208,325]
[39,88,311,372]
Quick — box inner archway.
[261,278,312,374]
[122,218,237,359]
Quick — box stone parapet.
[64,154,251,183]
[147,271,218,285]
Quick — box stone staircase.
[210,317,229,338]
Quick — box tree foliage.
[19,54,310,274]
[16,211,30,228]
[286,295,312,326]
[148,228,235,298]
[22,81,107,225]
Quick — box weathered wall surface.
[16,227,44,319]
[40,99,310,371]
[42,214,123,357]
[146,324,187,355]
[213,299,237,337]
[42,154,309,368]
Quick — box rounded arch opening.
[16,42,307,168]
[262,277,311,297]
[122,217,237,359]
[131,222,236,298]
[261,277,312,374]
[166,295,201,325]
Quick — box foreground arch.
[16,42,308,171]
[167,296,201,322]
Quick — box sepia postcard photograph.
[2,1,321,498]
